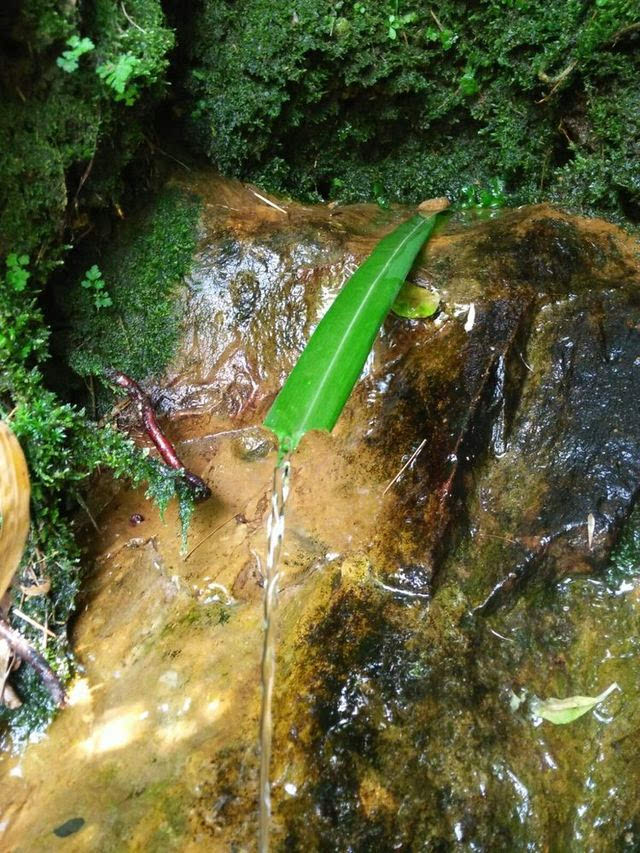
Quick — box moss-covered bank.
[182,0,640,224]
[0,2,197,742]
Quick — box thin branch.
[121,1,146,32]
[11,607,56,639]
[249,190,288,215]
[383,439,427,495]
[612,21,640,44]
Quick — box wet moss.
[165,601,234,634]
[0,0,175,265]
[179,0,640,225]
[59,186,201,409]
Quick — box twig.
[476,531,520,546]
[75,491,100,533]
[536,60,577,103]
[0,647,16,704]
[121,1,146,32]
[538,59,577,86]
[383,439,427,495]
[184,515,239,561]
[184,482,270,560]
[142,134,192,172]
[106,369,211,501]
[430,9,444,30]
[0,618,66,706]
[11,607,56,639]
[74,154,95,207]
[612,21,640,44]
[249,190,288,215]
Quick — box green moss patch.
[60,187,201,396]
[181,0,640,224]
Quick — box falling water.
[258,455,291,852]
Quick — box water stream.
[259,456,291,851]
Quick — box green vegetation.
[0,228,197,743]
[56,35,95,73]
[264,212,442,453]
[80,265,112,310]
[0,0,174,263]
[182,0,639,224]
[61,187,201,400]
[0,2,193,742]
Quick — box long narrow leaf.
[264,211,442,452]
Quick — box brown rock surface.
[2,175,640,850]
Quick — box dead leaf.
[530,682,620,725]
[20,578,51,597]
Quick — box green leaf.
[96,54,139,97]
[530,682,621,725]
[85,265,102,281]
[56,35,94,73]
[264,212,442,453]
[392,283,440,319]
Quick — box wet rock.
[3,177,640,851]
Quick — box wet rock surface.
[2,174,640,851]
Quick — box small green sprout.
[459,68,480,96]
[425,26,455,49]
[388,11,417,40]
[81,265,112,310]
[56,35,95,73]
[459,178,506,209]
[6,253,30,292]
[96,54,141,105]
[372,179,390,209]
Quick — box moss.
[180,0,640,224]
[0,187,199,745]
[166,601,233,633]
[59,186,201,403]
[0,0,175,264]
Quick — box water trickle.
[259,455,291,852]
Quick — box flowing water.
[259,457,291,851]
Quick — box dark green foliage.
[0,0,174,264]
[0,0,189,744]
[182,0,639,223]
[0,235,197,744]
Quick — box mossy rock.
[179,0,640,225]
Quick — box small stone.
[231,429,275,462]
[53,817,85,838]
